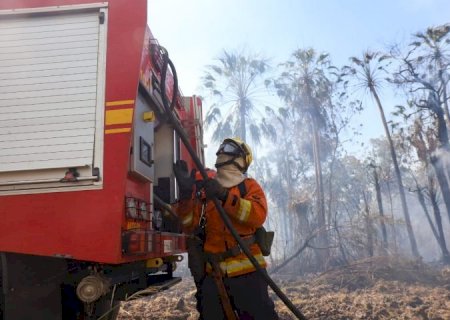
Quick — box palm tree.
[412,24,450,123]
[409,118,450,263]
[264,106,313,258]
[369,163,389,253]
[274,48,334,265]
[346,51,420,258]
[202,50,275,144]
[393,25,450,224]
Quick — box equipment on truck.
[0,0,204,319]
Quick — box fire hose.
[158,46,307,320]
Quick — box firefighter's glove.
[204,178,228,201]
[173,160,196,200]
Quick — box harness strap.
[237,180,247,198]
[204,235,256,263]
[215,156,247,172]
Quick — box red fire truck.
[0,0,204,318]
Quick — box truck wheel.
[62,283,120,320]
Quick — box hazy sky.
[147,0,450,155]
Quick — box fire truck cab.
[0,0,203,319]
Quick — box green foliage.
[201,49,276,145]
[198,23,450,267]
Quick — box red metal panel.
[0,0,149,264]
[139,26,177,115]
[179,97,204,171]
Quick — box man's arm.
[173,199,199,233]
[222,179,267,228]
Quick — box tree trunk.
[282,201,291,254]
[429,93,450,148]
[327,135,340,228]
[415,186,440,242]
[428,97,450,223]
[386,181,398,254]
[427,175,450,264]
[442,85,450,127]
[239,97,247,141]
[362,192,374,257]
[310,113,329,266]
[430,156,450,226]
[334,211,349,265]
[370,87,420,258]
[285,145,294,254]
[373,167,388,252]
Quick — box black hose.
[159,47,307,320]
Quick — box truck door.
[0,4,108,194]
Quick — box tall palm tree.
[275,48,334,265]
[412,24,450,124]
[202,50,275,144]
[346,51,420,258]
[410,118,450,263]
[393,25,450,224]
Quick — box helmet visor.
[216,141,243,156]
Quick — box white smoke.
[432,147,450,180]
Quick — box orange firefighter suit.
[175,177,267,277]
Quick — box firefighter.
[174,138,278,320]
[186,168,217,320]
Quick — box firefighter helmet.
[215,137,253,173]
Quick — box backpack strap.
[237,179,274,256]
[237,179,247,198]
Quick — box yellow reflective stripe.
[105,128,131,134]
[219,253,266,274]
[106,100,135,107]
[105,108,133,125]
[237,198,251,222]
[181,212,193,226]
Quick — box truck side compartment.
[0,0,204,319]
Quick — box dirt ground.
[117,258,450,320]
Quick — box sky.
[147,0,450,158]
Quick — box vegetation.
[201,49,275,144]
[202,23,450,272]
[118,22,450,320]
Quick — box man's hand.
[204,178,228,201]
[173,160,196,200]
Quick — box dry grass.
[117,257,450,320]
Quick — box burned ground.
[117,258,450,320]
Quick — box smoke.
[432,147,450,176]
[390,187,450,262]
